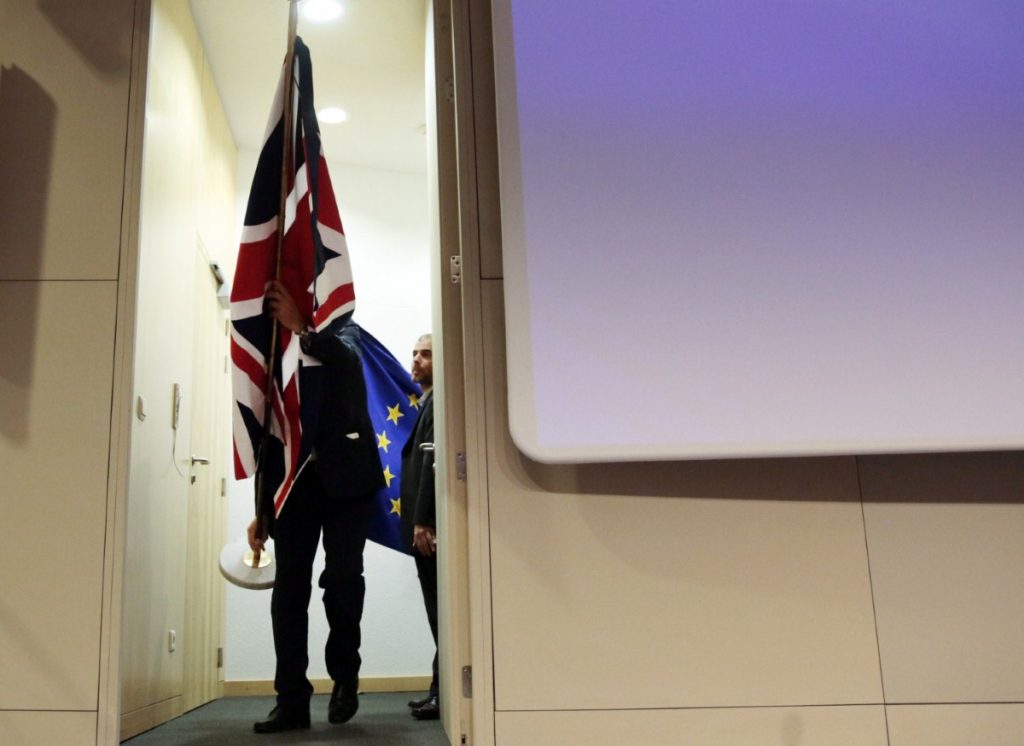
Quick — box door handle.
[419,442,434,453]
[191,455,210,465]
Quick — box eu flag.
[357,325,421,555]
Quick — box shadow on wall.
[38,0,132,79]
[0,66,55,443]
[857,450,1024,505]
[512,448,1024,505]
[511,450,864,503]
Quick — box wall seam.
[857,455,891,745]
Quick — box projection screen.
[493,0,1024,463]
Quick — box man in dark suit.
[400,333,440,720]
[248,280,385,733]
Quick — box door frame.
[432,1,501,743]
[429,1,475,740]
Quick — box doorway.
[116,0,470,742]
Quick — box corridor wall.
[0,1,146,744]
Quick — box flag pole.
[253,0,300,568]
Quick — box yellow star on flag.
[409,393,420,409]
[390,498,401,516]
[386,403,403,425]
[382,464,395,488]
[376,430,392,453]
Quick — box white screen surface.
[494,0,1024,463]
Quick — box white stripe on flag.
[231,296,266,322]
[231,326,266,363]
[240,217,277,245]
[232,405,257,475]
[295,161,310,202]
[231,362,267,421]
[280,335,301,390]
[318,222,348,257]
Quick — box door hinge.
[221,477,227,497]
[462,665,472,698]
[217,647,223,668]
[455,452,467,481]
[450,255,462,284]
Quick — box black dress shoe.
[411,695,440,720]
[253,705,310,733]
[407,693,432,709]
[328,682,359,724]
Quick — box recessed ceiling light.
[319,107,349,124]
[301,0,343,23]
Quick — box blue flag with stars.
[357,325,421,555]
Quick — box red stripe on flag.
[231,236,277,302]
[233,444,246,480]
[314,158,343,232]
[314,283,356,327]
[231,341,268,393]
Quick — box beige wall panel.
[860,452,1024,703]
[0,0,135,280]
[0,281,115,710]
[0,711,97,746]
[495,706,888,746]
[481,281,882,711]
[887,703,1024,746]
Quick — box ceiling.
[189,0,428,173]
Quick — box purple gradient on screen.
[502,0,1024,458]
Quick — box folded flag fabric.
[357,326,422,555]
[230,36,355,518]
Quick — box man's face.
[411,336,433,387]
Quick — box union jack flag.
[230,37,354,518]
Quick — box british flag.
[230,37,354,518]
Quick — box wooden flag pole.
[253,0,301,568]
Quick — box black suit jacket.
[301,322,385,501]
[399,392,435,548]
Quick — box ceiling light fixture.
[318,107,349,124]
[301,0,343,23]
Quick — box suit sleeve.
[300,320,362,370]
[413,403,436,528]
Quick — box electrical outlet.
[168,629,177,653]
[172,383,181,430]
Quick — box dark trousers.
[271,467,372,708]
[415,551,439,696]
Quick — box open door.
[429,1,476,742]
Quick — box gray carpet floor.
[124,693,450,745]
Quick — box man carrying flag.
[250,282,382,733]
[232,36,382,733]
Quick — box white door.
[183,239,228,711]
